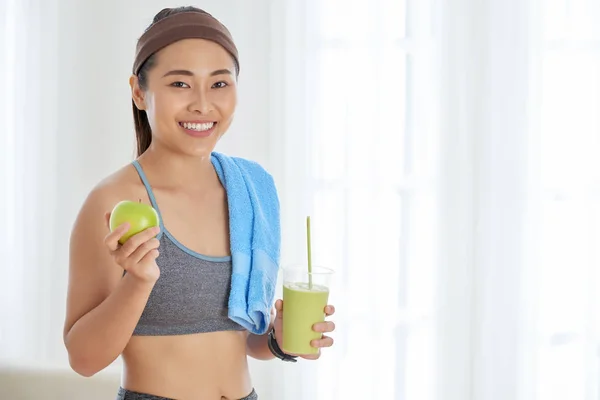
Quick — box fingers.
[139,247,160,264]
[104,222,130,252]
[119,226,161,258]
[129,249,161,282]
[300,350,321,360]
[294,304,337,361]
[274,299,284,320]
[128,238,160,264]
[311,335,334,349]
[313,320,336,333]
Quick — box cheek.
[149,94,180,127]
[216,90,237,116]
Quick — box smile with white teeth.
[181,122,215,132]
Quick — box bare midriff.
[121,330,252,400]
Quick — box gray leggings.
[116,387,258,400]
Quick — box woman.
[63,6,336,400]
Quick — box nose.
[188,87,212,114]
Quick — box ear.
[129,75,146,111]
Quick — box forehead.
[153,38,236,72]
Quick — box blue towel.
[211,152,281,335]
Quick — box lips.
[179,121,217,138]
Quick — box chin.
[161,127,225,158]
[181,143,218,158]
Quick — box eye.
[212,81,228,89]
[171,81,190,89]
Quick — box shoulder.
[76,162,147,218]
[70,162,150,258]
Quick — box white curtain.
[0,0,60,366]
[266,0,600,400]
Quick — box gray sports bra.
[130,160,245,336]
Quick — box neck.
[136,145,220,190]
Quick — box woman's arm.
[63,185,160,377]
[246,331,276,361]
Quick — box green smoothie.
[282,282,330,355]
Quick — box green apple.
[109,200,160,245]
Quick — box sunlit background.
[1,0,600,399]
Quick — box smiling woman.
[131,8,239,158]
[61,6,337,400]
[131,37,238,154]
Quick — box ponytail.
[132,100,152,157]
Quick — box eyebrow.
[162,69,233,78]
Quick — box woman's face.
[131,38,238,158]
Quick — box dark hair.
[133,6,204,157]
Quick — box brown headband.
[132,10,239,75]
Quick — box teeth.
[182,122,214,131]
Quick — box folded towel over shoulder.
[211,152,281,335]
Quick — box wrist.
[268,327,298,363]
[123,272,157,292]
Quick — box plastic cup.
[282,265,334,355]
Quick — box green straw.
[306,216,313,289]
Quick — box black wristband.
[267,327,298,362]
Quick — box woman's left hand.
[273,299,336,360]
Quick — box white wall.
[1,0,275,398]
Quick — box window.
[286,1,439,398]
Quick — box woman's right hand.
[103,212,161,284]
